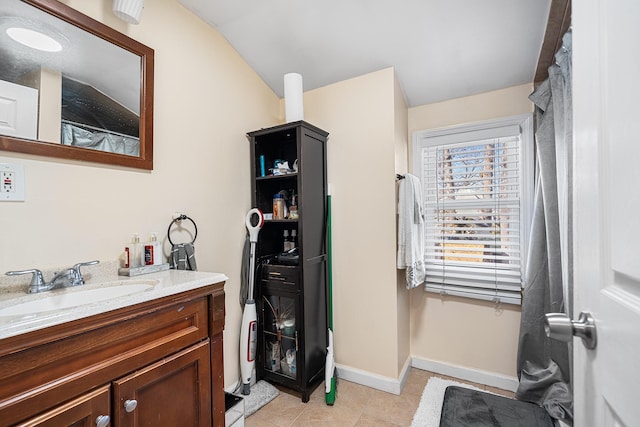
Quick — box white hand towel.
[397,173,426,289]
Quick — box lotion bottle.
[146,232,163,265]
[126,234,143,268]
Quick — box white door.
[0,80,38,140]
[572,0,640,425]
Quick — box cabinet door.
[113,341,212,427]
[15,385,111,427]
[260,291,299,382]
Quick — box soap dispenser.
[125,234,143,268]
[145,232,163,266]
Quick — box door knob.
[544,311,597,349]
[124,399,138,413]
[95,415,110,427]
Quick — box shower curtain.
[516,31,573,424]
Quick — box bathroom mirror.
[0,0,154,169]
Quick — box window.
[413,115,533,305]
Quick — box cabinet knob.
[95,415,110,427]
[124,399,138,413]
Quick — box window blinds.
[420,124,523,305]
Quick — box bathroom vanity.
[0,270,226,426]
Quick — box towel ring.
[167,215,198,246]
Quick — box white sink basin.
[0,281,157,317]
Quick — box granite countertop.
[0,267,228,340]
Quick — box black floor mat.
[439,386,556,427]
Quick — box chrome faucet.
[5,260,100,294]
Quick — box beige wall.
[407,84,533,377]
[393,74,411,375]
[0,0,279,388]
[37,68,62,143]
[20,68,61,143]
[408,84,534,135]
[1,0,538,388]
[303,68,404,378]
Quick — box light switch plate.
[0,163,25,202]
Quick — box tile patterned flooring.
[245,368,515,427]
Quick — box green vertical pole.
[325,194,336,405]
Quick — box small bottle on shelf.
[289,205,298,219]
[283,230,290,251]
[289,191,298,219]
[291,229,297,249]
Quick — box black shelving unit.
[246,121,328,402]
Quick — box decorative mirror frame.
[0,0,155,170]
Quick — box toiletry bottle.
[291,229,297,249]
[289,190,298,219]
[144,234,160,266]
[124,246,130,269]
[283,230,290,251]
[151,233,163,265]
[125,236,133,268]
[126,234,142,268]
[260,155,266,177]
[273,193,285,220]
[134,234,143,268]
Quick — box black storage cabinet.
[246,121,328,402]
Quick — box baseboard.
[236,357,518,396]
[335,357,411,396]
[225,371,256,394]
[411,356,519,392]
[225,381,240,394]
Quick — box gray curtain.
[516,31,573,424]
[61,123,140,157]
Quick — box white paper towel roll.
[284,73,304,123]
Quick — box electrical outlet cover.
[0,163,25,201]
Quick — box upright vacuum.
[240,208,264,395]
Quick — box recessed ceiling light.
[6,27,62,52]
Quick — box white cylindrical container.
[284,73,304,123]
[113,0,144,24]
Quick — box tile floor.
[244,368,515,427]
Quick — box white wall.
[0,0,280,388]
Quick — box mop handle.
[245,208,264,299]
[245,208,264,243]
[247,241,257,298]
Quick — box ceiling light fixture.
[6,27,62,52]
[113,0,144,25]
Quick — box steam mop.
[240,208,264,395]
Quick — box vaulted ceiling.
[178,0,552,107]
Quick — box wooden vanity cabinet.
[15,385,111,427]
[113,341,212,426]
[0,282,225,427]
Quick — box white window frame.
[412,114,534,305]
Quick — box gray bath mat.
[235,380,279,417]
[440,386,555,426]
